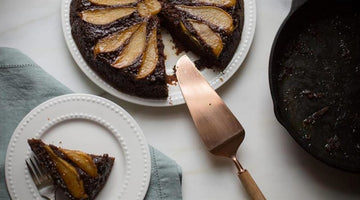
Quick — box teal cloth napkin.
[0,47,182,200]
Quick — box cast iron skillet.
[269,0,360,172]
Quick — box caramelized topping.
[89,0,138,6]
[44,145,88,199]
[60,148,99,178]
[112,23,147,68]
[80,7,136,25]
[188,20,223,57]
[175,5,234,32]
[192,0,236,7]
[137,0,162,18]
[137,28,158,79]
[94,23,141,55]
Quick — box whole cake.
[70,0,244,98]
[28,139,114,200]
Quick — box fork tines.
[26,155,53,187]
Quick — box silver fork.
[26,155,56,200]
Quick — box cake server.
[176,55,265,200]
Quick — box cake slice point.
[80,7,136,25]
[112,23,147,68]
[28,139,114,200]
[175,5,234,32]
[89,0,138,6]
[137,27,158,79]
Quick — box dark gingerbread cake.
[70,0,244,99]
[28,139,114,200]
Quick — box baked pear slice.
[179,21,202,49]
[137,28,158,79]
[80,7,136,25]
[93,23,141,55]
[89,0,138,6]
[175,5,234,32]
[137,0,162,18]
[112,23,147,68]
[60,148,98,177]
[188,19,223,57]
[192,0,236,7]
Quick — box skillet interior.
[269,0,360,172]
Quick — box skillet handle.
[238,170,266,200]
[291,0,308,13]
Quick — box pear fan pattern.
[79,0,236,78]
[70,0,242,98]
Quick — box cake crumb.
[166,74,178,85]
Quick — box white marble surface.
[1,0,360,199]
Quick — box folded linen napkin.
[0,47,182,200]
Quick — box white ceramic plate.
[61,0,256,107]
[5,94,151,200]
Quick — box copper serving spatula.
[176,55,265,200]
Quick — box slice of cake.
[28,139,114,200]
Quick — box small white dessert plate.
[5,94,151,200]
[61,0,256,107]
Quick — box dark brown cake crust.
[70,0,168,99]
[28,139,114,200]
[159,0,244,70]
